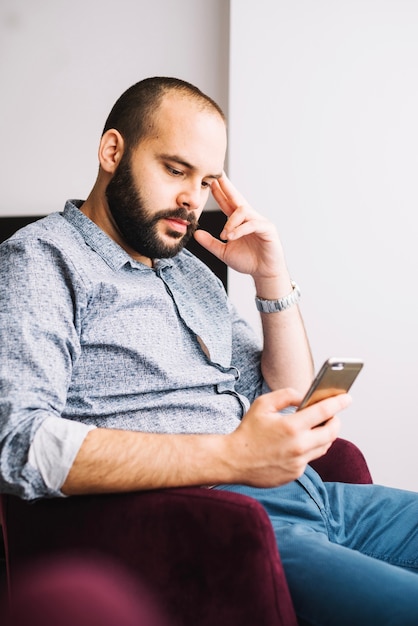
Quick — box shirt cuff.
[28,417,96,492]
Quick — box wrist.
[253,272,292,299]
[255,280,301,313]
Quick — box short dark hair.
[102,77,225,153]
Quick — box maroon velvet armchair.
[0,438,372,626]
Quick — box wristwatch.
[255,281,301,313]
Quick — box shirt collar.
[62,200,174,272]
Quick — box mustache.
[154,208,199,227]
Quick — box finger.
[221,204,253,228]
[212,175,251,218]
[193,229,226,260]
[307,415,341,455]
[222,215,269,241]
[264,387,305,413]
[308,438,337,463]
[299,394,352,429]
[217,173,247,206]
[211,180,235,217]
[220,202,267,240]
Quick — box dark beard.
[105,157,198,259]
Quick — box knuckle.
[291,442,306,458]
[315,401,333,423]
[279,416,299,438]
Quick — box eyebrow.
[160,153,223,180]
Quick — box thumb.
[193,229,226,260]
[263,387,304,413]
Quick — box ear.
[98,129,125,174]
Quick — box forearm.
[62,427,232,495]
[62,387,350,495]
[254,274,314,393]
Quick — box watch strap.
[255,281,301,313]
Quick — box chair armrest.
[309,437,373,484]
[1,488,298,626]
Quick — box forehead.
[139,93,227,173]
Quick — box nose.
[176,182,203,211]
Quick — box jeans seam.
[362,552,418,570]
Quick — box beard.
[105,156,198,259]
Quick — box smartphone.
[297,357,364,411]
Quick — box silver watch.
[255,281,301,313]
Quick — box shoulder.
[0,212,83,257]
[0,213,90,293]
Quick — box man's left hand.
[193,174,285,279]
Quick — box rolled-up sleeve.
[28,417,96,493]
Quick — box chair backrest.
[0,211,228,288]
[310,437,373,484]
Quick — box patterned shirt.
[0,201,263,499]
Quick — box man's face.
[105,94,227,263]
[106,152,199,260]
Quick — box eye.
[201,180,211,189]
[166,165,183,177]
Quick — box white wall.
[229,0,418,490]
[3,0,417,491]
[0,0,229,215]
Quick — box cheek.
[132,170,164,208]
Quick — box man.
[0,77,417,624]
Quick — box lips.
[163,217,190,234]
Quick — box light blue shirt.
[0,201,264,499]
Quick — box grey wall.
[0,0,229,215]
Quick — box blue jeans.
[216,466,418,625]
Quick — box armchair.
[0,438,372,626]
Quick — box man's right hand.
[224,388,351,487]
